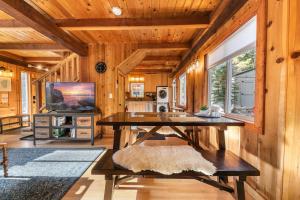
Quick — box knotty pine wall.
[80,43,138,136]
[172,0,300,199]
[0,61,42,117]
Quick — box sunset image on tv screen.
[46,82,95,111]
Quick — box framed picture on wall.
[0,77,12,92]
[0,92,9,107]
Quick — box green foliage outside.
[210,48,256,110]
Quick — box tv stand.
[33,112,101,145]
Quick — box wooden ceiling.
[0,0,246,74]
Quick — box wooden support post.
[216,126,227,150]
[216,126,228,184]
[234,176,246,200]
[1,143,8,177]
[112,125,122,153]
[104,175,114,200]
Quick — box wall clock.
[95,61,107,73]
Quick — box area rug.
[0,148,105,200]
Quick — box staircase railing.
[33,53,81,113]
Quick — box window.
[179,73,187,106]
[130,83,144,98]
[21,72,30,121]
[172,79,176,107]
[208,17,256,121]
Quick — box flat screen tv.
[46,82,95,112]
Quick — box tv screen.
[46,82,95,111]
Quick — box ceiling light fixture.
[112,6,122,16]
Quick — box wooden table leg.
[216,126,228,183]
[216,126,227,150]
[104,175,114,200]
[234,176,246,200]
[1,144,8,177]
[113,125,122,153]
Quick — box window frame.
[207,40,257,123]
[179,73,187,107]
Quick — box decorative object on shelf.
[95,61,107,73]
[0,92,9,107]
[0,76,11,92]
[199,105,209,115]
[195,104,223,118]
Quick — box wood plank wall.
[0,61,42,117]
[282,0,300,199]
[80,43,138,136]
[172,0,300,199]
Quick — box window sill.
[224,113,254,124]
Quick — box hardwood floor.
[0,129,235,200]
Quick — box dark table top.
[97,112,245,127]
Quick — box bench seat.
[92,149,259,177]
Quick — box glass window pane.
[208,62,227,111]
[230,49,256,118]
[179,73,186,106]
[130,83,144,98]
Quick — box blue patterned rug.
[0,148,105,200]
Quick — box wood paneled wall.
[0,61,42,117]
[80,43,137,136]
[282,0,300,199]
[172,0,300,199]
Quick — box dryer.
[156,86,169,103]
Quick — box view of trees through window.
[209,48,256,119]
[209,62,227,111]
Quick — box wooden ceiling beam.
[55,15,210,30]
[135,64,176,69]
[0,43,67,50]
[171,0,248,77]
[0,0,88,56]
[143,56,181,61]
[0,54,28,67]
[131,68,172,74]
[138,43,190,50]
[25,57,62,62]
[0,14,210,31]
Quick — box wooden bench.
[0,114,30,134]
[92,149,259,200]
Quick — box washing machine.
[156,86,169,103]
[157,103,168,112]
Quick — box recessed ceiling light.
[112,6,122,16]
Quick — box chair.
[0,143,8,177]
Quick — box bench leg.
[234,176,245,200]
[104,175,114,200]
[2,145,8,177]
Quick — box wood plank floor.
[0,129,236,200]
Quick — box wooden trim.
[0,0,88,56]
